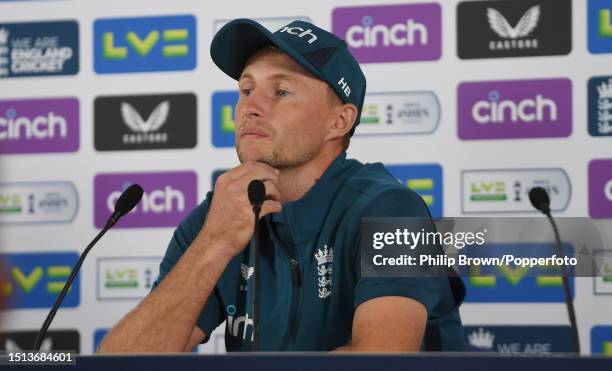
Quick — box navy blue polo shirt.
[152,152,465,351]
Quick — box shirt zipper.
[267,217,302,350]
[281,250,301,350]
[291,258,301,286]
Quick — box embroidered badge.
[241,262,254,281]
[315,245,333,299]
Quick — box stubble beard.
[237,139,321,170]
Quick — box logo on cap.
[278,26,318,44]
[337,77,351,98]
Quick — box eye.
[241,88,252,96]
[277,89,290,97]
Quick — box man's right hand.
[98,162,281,353]
[201,161,282,260]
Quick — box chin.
[236,145,271,164]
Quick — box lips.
[239,128,269,139]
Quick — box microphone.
[528,186,580,354]
[247,179,265,352]
[33,184,144,351]
[248,179,265,212]
[108,184,145,227]
[528,186,551,215]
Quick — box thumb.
[259,200,282,218]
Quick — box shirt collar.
[270,151,362,244]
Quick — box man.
[98,19,464,353]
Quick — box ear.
[326,103,357,141]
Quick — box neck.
[278,146,343,203]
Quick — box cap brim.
[210,18,326,82]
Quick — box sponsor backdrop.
[0,0,611,356]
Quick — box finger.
[260,200,282,218]
[218,161,276,183]
[240,161,280,179]
[236,165,280,188]
[262,180,281,202]
[249,161,280,175]
[217,163,251,183]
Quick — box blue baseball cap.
[210,19,366,136]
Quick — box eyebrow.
[239,72,298,83]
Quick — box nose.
[238,89,267,120]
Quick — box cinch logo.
[384,164,443,218]
[465,326,572,353]
[345,17,428,48]
[94,15,196,74]
[458,79,572,140]
[471,93,557,124]
[106,186,185,214]
[0,20,79,78]
[0,252,79,309]
[94,93,197,151]
[225,304,254,341]
[588,0,612,54]
[457,0,571,60]
[0,181,78,224]
[462,169,571,213]
[1,111,67,139]
[211,91,238,148]
[462,243,574,303]
[93,171,197,228]
[588,76,612,136]
[357,91,440,135]
[278,26,317,44]
[96,257,160,300]
[0,98,79,154]
[588,159,612,218]
[332,3,441,63]
[591,326,612,355]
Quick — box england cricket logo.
[597,78,612,134]
[0,28,9,77]
[315,245,333,299]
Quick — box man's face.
[235,48,340,169]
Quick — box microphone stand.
[545,212,580,354]
[33,217,119,351]
[529,187,580,354]
[251,204,261,352]
[247,179,265,352]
